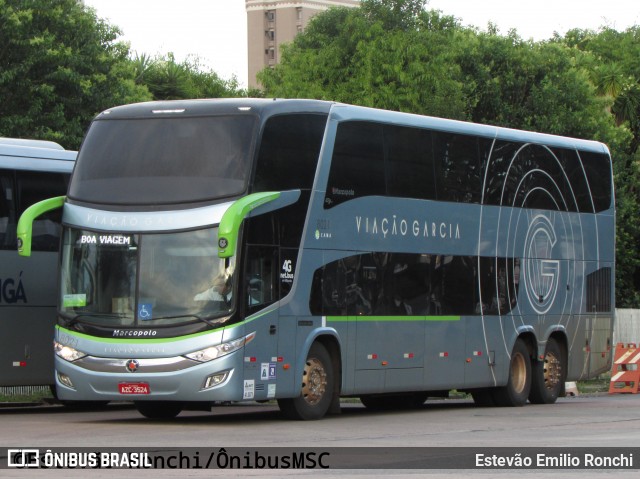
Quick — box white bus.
[1,139,75,388]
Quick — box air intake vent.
[586,267,612,312]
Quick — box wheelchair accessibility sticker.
[138,303,153,320]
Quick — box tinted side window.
[516,145,571,211]
[580,151,613,212]
[555,148,592,213]
[244,245,279,315]
[0,170,13,248]
[243,193,310,308]
[1,170,68,251]
[433,132,486,203]
[310,252,520,317]
[483,142,613,213]
[243,191,309,249]
[325,122,385,208]
[485,142,578,211]
[385,125,436,200]
[253,114,327,192]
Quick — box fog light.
[203,370,230,390]
[57,372,75,389]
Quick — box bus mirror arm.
[217,190,301,258]
[17,196,66,257]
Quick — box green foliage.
[0,0,151,148]
[259,3,470,118]
[613,150,640,307]
[0,1,251,149]
[131,53,248,100]
[558,26,640,305]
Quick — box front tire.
[492,338,531,407]
[529,337,565,404]
[278,342,334,420]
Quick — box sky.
[83,0,640,88]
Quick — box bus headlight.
[54,340,87,362]
[184,331,256,363]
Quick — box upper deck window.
[69,115,257,206]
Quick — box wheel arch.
[515,329,537,361]
[297,328,343,398]
[546,330,568,359]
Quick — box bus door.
[241,243,280,401]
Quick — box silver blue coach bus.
[1,139,75,388]
[17,99,614,419]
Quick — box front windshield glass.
[60,227,235,327]
[68,115,257,205]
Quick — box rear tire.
[135,401,183,419]
[492,338,531,407]
[529,337,565,404]
[278,342,334,420]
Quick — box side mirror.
[17,196,66,257]
[217,190,301,258]
[217,192,281,259]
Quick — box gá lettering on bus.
[0,272,27,304]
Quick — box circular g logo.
[523,214,560,314]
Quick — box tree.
[0,0,151,149]
[558,27,640,306]
[259,1,471,119]
[131,53,250,101]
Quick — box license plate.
[118,382,150,395]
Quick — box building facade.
[246,0,359,89]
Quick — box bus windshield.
[59,227,236,327]
[68,115,257,206]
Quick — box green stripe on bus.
[55,306,280,344]
[54,309,269,344]
[326,315,460,322]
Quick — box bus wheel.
[135,401,183,419]
[492,338,531,407]
[278,342,333,420]
[529,337,565,404]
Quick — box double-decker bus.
[1,139,75,388]
[17,99,614,419]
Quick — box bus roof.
[329,103,610,155]
[0,141,76,173]
[94,98,334,120]
[0,137,65,150]
[93,98,608,155]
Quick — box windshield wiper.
[58,311,228,329]
[146,313,228,328]
[58,311,129,328]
